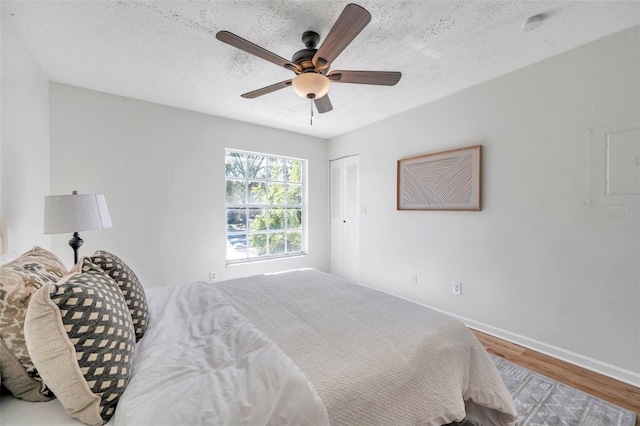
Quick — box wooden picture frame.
[397,145,482,211]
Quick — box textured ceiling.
[3,1,640,139]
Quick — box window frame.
[225,149,306,264]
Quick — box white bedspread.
[214,269,517,426]
[113,281,329,426]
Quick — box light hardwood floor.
[470,329,640,426]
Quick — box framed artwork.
[397,145,482,211]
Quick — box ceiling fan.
[216,3,402,115]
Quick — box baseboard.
[451,312,640,389]
[355,281,640,389]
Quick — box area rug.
[489,354,637,426]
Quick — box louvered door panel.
[330,156,359,282]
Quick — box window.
[225,150,305,263]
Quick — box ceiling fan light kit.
[216,3,401,119]
[291,73,330,99]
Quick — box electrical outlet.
[209,272,217,282]
[452,282,462,296]
[410,273,417,285]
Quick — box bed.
[1,247,517,426]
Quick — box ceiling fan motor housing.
[292,48,317,68]
[293,31,321,71]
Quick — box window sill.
[225,252,307,267]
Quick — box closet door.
[330,155,359,282]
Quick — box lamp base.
[68,232,83,265]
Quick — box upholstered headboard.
[0,215,8,254]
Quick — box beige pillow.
[0,246,66,401]
[25,259,135,425]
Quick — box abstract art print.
[397,145,482,211]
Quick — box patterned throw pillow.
[89,250,148,341]
[24,259,135,425]
[0,246,66,401]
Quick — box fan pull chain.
[310,99,314,125]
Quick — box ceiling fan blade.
[313,4,371,71]
[314,95,333,113]
[241,80,292,99]
[217,31,301,74]
[327,70,402,86]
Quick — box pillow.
[25,258,135,425]
[89,251,148,341]
[0,246,66,401]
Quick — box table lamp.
[44,191,113,264]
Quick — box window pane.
[286,183,302,204]
[226,208,246,231]
[247,155,267,179]
[248,181,267,204]
[226,180,246,204]
[248,208,267,231]
[269,158,285,181]
[268,208,285,230]
[269,232,285,254]
[268,183,285,204]
[225,152,245,178]
[287,159,302,182]
[227,233,247,259]
[226,149,304,263]
[286,231,302,253]
[248,233,267,257]
[286,208,301,229]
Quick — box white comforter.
[113,281,329,426]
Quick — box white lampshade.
[291,73,330,99]
[44,193,112,234]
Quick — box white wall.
[49,84,330,286]
[329,27,640,386]
[0,11,51,252]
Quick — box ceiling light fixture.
[522,14,544,31]
[291,73,330,99]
